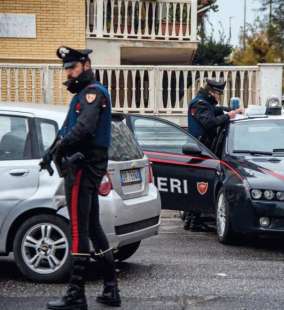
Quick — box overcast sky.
[208,0,264,46]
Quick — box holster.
[54,152,85,178]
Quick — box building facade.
[0,0,85,64]
[86,0,198,65]
[0,0,202,65]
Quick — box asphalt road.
[1,213,284,310]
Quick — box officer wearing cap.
[185,80,243,231]
[188,79,243,149]
[43,47,121,310]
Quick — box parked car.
[0,103,161,282]
[123,102,284,244]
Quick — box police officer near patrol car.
[185,80,244,231]
[40,47,121,310]
[188,79,244,149]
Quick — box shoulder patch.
[85,93,97,104]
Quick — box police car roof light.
[265,96,282,116]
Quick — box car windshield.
[230,119,284,155]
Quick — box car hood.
[226,155,284,190]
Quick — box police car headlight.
[263,190,274,200]
[251,189,262,200]
[276,192,284,201]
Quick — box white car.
[0,103,161,282]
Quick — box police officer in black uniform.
[185,79,243,231]
[40,47,121,310]
[188,79,243,149]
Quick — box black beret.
[56,46,93,69]
[206,79,226,94]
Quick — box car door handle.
[9,169,30,176]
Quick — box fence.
[0,64,283,115]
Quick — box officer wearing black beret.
[185,79,243,232]
[42,46,121,309]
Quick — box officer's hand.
[39,159,47,171]
[39,150,52,170]
[235,107,245,114]
[228,111,237,119]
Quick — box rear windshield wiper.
[233,150,273,156]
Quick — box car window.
[130,116,196,154]
[0,115,31,160]
[35,118,58,157]
[109,118,144,161]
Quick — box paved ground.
[1,212,284,310]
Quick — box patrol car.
[125,98,284,244]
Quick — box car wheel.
[13,214,71,283]
[216,190,238,245]
[114,241,141,261]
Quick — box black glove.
[39,149,54,176]
[39,149,52,169]
[39,135,64,176]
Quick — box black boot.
[95,249,121,307]
[47,255,89,310]
[189,214,209,232]
[189,213,200,231]
[97,283,121,307]
[184,212,191,230]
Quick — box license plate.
[120,169,142,186]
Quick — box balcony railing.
[2,64,281,115]
[86,0,198,41]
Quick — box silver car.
[0,103,161,282]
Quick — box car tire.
[216,190,239,245]
[13,214,71,283]
[114,241,141,261]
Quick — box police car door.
[127,115,219,213]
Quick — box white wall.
[259,64,283,105]
[87,39,121,65]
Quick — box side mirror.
[182,143,202,156]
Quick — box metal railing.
[86,0,198,41]
[0,64,263,114]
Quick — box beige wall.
[0,0,86,63]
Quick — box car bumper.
[229,194,284,233]
[250,200,284,233]
[96,183,161,248]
